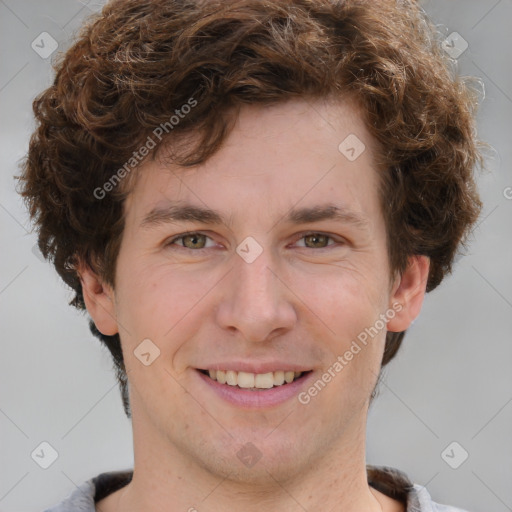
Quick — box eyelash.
[165,231,344,251]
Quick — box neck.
[114,408,386,512]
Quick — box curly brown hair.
[16,0,484,418]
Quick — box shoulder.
[407,483,471,512]
[42,478,96,512]
[367,465,472,512]
[42,469,132,512]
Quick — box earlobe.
[386,255,430,333]
[78,263,119,336]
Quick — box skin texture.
[80,99,429,512]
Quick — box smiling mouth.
[198,369,312,390]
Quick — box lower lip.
[196,370,314,409]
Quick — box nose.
[215,246,297,343]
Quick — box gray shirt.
[43,465,470,512]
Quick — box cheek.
[114,266,199,411]
[293,267,389,396]
[114,262,216,352]
[301,273,387,407]
[292,264,388,340]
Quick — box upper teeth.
[207,370,302,389]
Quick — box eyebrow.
[139,202,369,231]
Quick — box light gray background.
[1,1,511,511]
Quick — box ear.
[386,255,430,332]
[78,262,118,336]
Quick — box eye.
[166,232,216,250]
[294,232,341,250]
[165,231,343,251]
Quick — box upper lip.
[196,362,313,374]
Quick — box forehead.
[123,98,382,227]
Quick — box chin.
[192,434,314,486]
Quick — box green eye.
[181,233,207,249]
[294,232,341,250]
[301,233,331,249]
[166,231,342,251]
[169,233,211,249]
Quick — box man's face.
[94,99,406,483]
